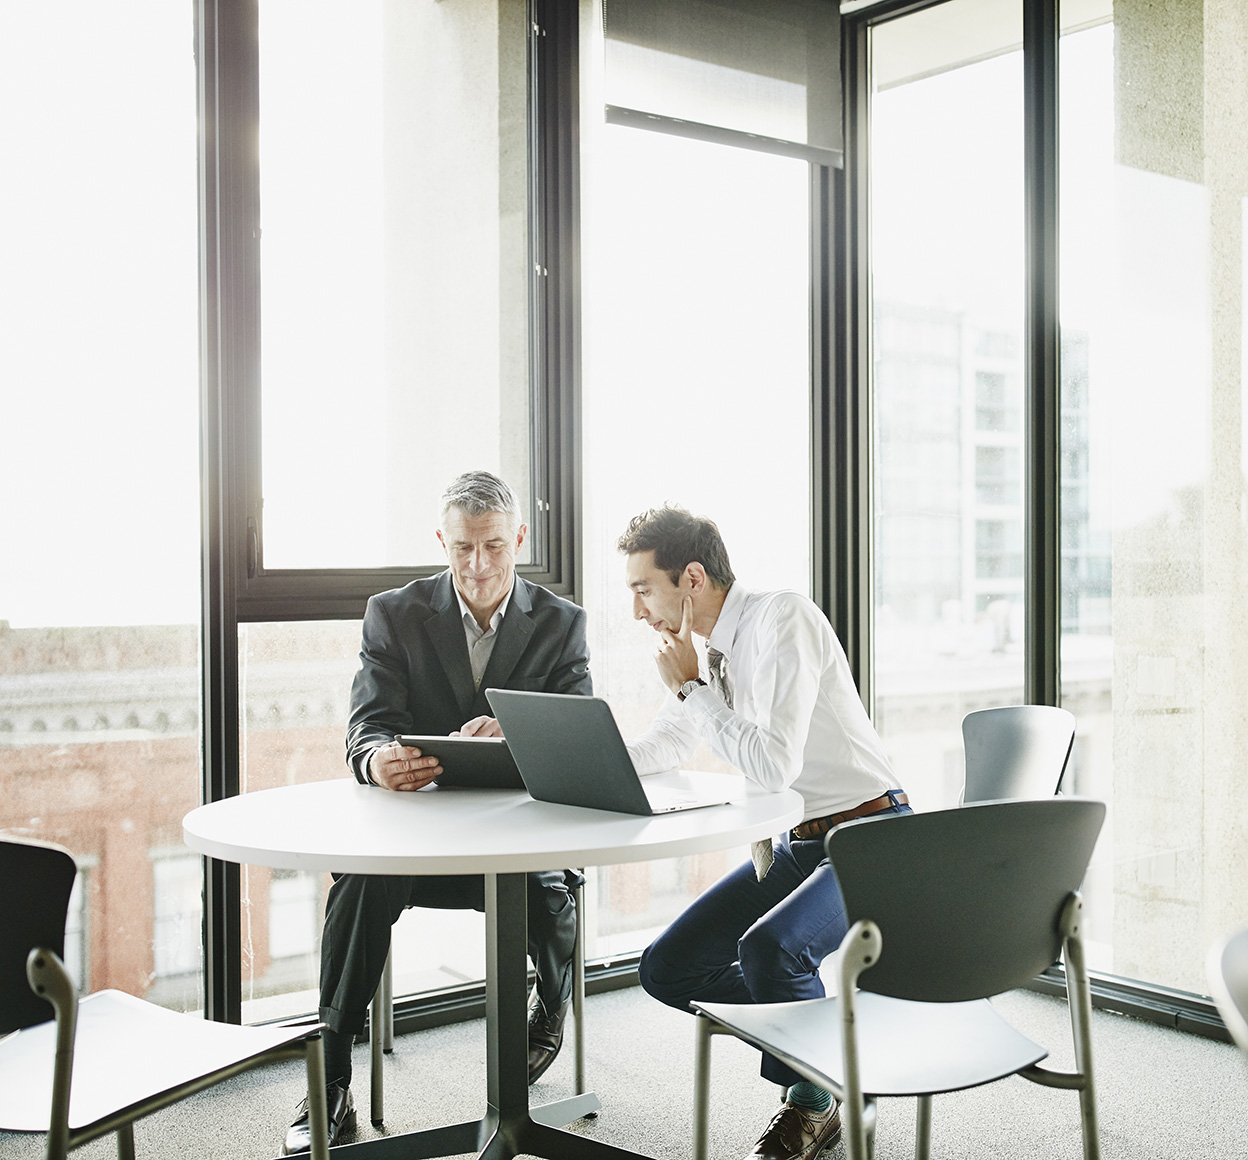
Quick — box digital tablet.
[393,734,525,790]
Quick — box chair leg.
[692,1013,715,1160]
[1062,901,1101,1160]
[305,1034,331,1160]
[573,881,587,1096]
[382,944,394,1054]
[115,1121,136,1160]
[370,949,392,1125]
[914,1094,932,1160]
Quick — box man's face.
[626,550,690,634]
[438,508,526,617]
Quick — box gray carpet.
[3,985,1245,1159]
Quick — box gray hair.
[439,471,523,530]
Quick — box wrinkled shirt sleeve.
[625,688,701,775]
[680,600,826,792]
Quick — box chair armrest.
[27,947,79,1159]
[838,920,882,1160]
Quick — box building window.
[268,870,322,960]
[64,868,91,994]
[0,0,201,1013]
[152,852,203,979]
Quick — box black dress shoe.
[527,998,570,1084]
[281,1082,356,1155]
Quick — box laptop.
[485,689,733,815]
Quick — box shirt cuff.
[680,682,721,718]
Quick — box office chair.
[690,798,1106,1160]
[1208,926,1248,1057]
[367,876,589,1125]
[0,837,330,1160]
[961,704,1076,803]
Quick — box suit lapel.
[425,572,477,720]
[479,578,535,694]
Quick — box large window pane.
[1058,3,1248,993]
[870,0,1025,812]
[237,621,488,1022]
[257,0,532,571]
[582,123,812,957]
[0,2,200,1009]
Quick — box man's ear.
[514,523,528,552]
[685,562,707,594]
[436,529,448,556]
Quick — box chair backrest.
[961,704,1076,803]
[0,837,77,1036]
[826,797,1105,1003]
[1208,927,1248,1056]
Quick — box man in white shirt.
[619,506,910,1160]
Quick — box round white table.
[184,771,803,1160]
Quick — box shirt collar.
[452,574,514,634]
[706,582,747,657]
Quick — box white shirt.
[626,583,898,820]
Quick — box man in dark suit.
[283,471,592,1155]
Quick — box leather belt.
[790,792,909,841]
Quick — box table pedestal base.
[330,1106,650,1160]
[317,873,656,1160]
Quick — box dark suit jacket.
[345,571,592,783]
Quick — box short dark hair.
[617,506,735,589]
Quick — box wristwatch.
[678,678,707,702]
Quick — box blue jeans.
[638,799,913,1087]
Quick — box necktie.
[707,646,774,881]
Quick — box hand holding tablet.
[393,733,525,789]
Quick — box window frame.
[196,0,581,1022]
[195,0,1233,1050]
[841,0,1229,1043]
[201,1,578,628]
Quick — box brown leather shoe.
[744,1100,842,1160]
[527,998,570,1083]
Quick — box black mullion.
[835,10,874,707]
[1023,0,1061,707]
[606,105,843,168]
[810,161,835,621]
[197,0,257,1026]
[528,0,551,581]
[532,0,582,606]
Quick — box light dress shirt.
[626,583,897,821]
[362,576,514,783]
[452,579,513,691]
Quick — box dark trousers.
[638,803,912,1088]
[318,869,579,1036]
